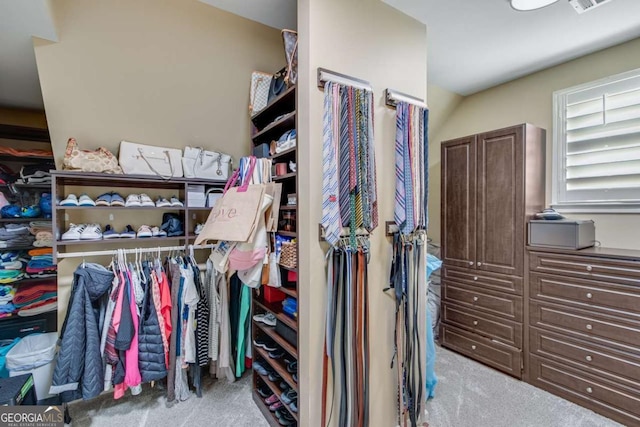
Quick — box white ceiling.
[384,0,640,95]
[198,0,297,30]
[0,0,57,110]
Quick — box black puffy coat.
[138,263,167,382]
[50,264,114,402]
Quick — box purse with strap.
[118,140,183,179]
[182,146,232,180]
[281,29,298,86]
[63,138,123,174]
[250,71,273,114]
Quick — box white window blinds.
[553,68,640,211]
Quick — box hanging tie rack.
[384,88,427,109]
[317,67,372,91]
[56,243,216,260]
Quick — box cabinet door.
[441,136,476,269]
[476,126,524,276]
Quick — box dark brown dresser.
[527,247,640,426]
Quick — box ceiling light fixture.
[510,0,559,11]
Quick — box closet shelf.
[0,124,51,143]
[279,205,297,211]
[1,183,51,190]
[253,375,299,423]
[0,245,37,252]
[270,146,296,161]
[251,85,296,130]
[56,236,187,246]
[0,154,52,162]
[272,172,296,182]
[255,346,298,392]
[55,206,186,211]
[253,319,297,358]
[252,390,284,427]
[51,170,227,189]
[279,265,297,274]
[278,286,297,299]
[0,218,51,223]
[277,231,296,238]
[252,112,296,145]
[254,298,297,332]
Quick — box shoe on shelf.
[194,223,204,235]
[169,196,184,207]
[120,225,136,238]
[268,349,285,360]
[95,193,112,206]
[268,371,282,382]
[110,193,125,207]
[61,223,86,241]
[265,394,280,405]
[59,194,79,206]
[253,337,277,352]
[78,194,96,207]
[280,389,297,405]
[20,206,41,218]
[80,223,102,240]
[292,373,297,383]
[253,361,269,376]
[103,225,120,239]
[257,384,271,398]
[269,401,284,412]
[288,401,297,414]
[286,360,297,374]
[155,197,171,208]
[139,193,155,207]
[278,381,288,390]
[253,312,277,327]
[125,194,141,207]
[137,225,153,238]
[151,226,167,237]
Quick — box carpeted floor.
[425,345,623,427]
[67,374,267,427]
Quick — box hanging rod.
[317,67,372,91]
[384,88,427,109]
[318,224,371,241]
[56,243,216,259]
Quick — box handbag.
[268,68,287,103]
[194,157,266,244]
[63,138,123,174]
[278,241,297,270]
[250,71,273,115]
[281,29,298,86]
[118,141,183,178]
[182,146,232,180]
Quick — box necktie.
[368,91,378,230]
[403,103,415,234]
[339,87,351,227]
[394,103,407,232]
[321,82,342,246]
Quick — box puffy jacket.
[138,262,167,382]
[50,264,114,402]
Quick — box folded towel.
[0,303,16,314]
[12,282,56,308]
[18,298,57,316]
[28,248,52,257]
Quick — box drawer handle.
[473,320,478,326]
[469,261,474,266]
[586,293,593,299]
[477,262,482,266]
[585,355,593,362]
[471,345,477,350]
[473,296,479,302]
[586,265,593,272]
[586,387,593,394]
[586,324,593,330]
[473,276,478,281]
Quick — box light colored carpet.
[425,345,623,427]
[67,374,268,427]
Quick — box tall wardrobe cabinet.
[440,123,545,378]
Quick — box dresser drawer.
[443,303,522,348]
[443,266,522,295]
[441,324,522,378]
[443,281,523,321]
[530,300,640,351]
[530,327,640,388]
[529,355,640,426]
[530,252,640,286]
[530,272,640,318]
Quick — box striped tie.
[321,82,342,246]
[368,91,378,230]
[404,104,415,234]
[339,87,351,226]
[394,103,407,232]
[354,89,364,229]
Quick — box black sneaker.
[253,337,278,352]
[292,373,298,383]
[279,381,288,390]
[268,349,286,359]
[286,360,297,374]
[276,410,295,426]
[268,371,282,382]
[257,383,271,398]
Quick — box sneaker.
[110,193,125,207]
[95,193,112,206]
[61,223,86,241]
[169,196,184,207]
[59,194,79,206]
[155,197,171,208]
[257,384,272,398]
[265,394,280,405]
[292,373,297,383]
[139,193,155,207]
[288,401,297,414]
[286,360,297,374]
[269,401,284,412]
[253,312,277,327]
[253,337,277,352]
[78,194,96,207]
[194,223,204,235]
[20,206,41,218]
[268,349,285,359]
[120,225,136,238]
[103,225,120,239]
[268,371,282,382]
[253,361,269,376]
[80,223,102,240]
[125,194,141,207]
[137,225,153,238]
[151,226,167,237]
[280,389,297,405]
[276,409,296,424]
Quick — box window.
[552,67,640,212]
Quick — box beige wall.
[0,107,48,128]
[297,1,427,425]
[429,37,640,250]
[33,0,285,168]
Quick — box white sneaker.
[170,196,184,207]
[61,223,86,240]
[80,223,102,240]
[194,223,204,235]
[139,193,155,207]
[137,225,153,238]
[151,226,167,237]
[60,194,79,207]
[78,194,96,207]
[125,194,141,207]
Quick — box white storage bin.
[6,332,57,401]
